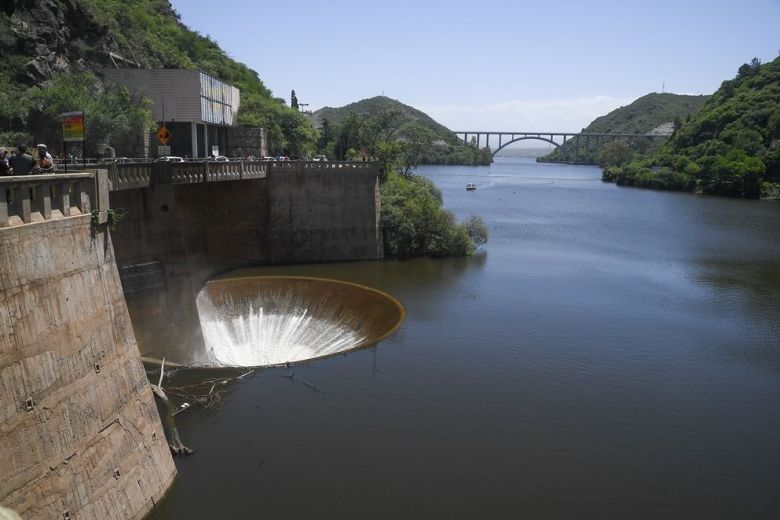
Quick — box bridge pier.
[574,136,580,162]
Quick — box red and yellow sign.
[61,111,85,142]
[156,126,171,145]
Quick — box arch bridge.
[454,131,669,159]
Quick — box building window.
[199,72,235,125]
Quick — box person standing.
[0,148,10,176]
[36,144,54,172]
[8,145,35,175]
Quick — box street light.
[147,89,166,129]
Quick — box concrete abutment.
[0,196,176,518]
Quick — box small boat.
[466,183,477,191]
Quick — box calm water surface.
[151,158,780,519]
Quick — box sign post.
[61,111,85,172]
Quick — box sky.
[173,0,780,135]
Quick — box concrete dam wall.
[0,162,380,514]
[108,161,382,364]
[0,175,175,518]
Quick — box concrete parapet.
[108,161,268,190]
[268,161,376,172]
[0,208,175,518]
[0,173,100,228]
[107,164,152,191]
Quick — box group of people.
[0,144,55,176]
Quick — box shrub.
[380,173,487,258]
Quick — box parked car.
[312,155,328,162]
[154,156,184,163]
[213,155,229,162]
[107,157,132,164]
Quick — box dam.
[0,160,383,518]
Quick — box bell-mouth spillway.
[195,276,406,367]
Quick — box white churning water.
[197,291,366,367]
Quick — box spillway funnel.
[196,276,405,367]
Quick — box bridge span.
[454,130,669,158]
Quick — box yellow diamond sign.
[156,126,171,145]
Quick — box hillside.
[603,57,780,198]
[311,96,491,166]
[540,93,710,163]
[312,96,460,145]
[582,93,710,134]
[0,0,314,155]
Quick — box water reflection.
[692,259,780,370]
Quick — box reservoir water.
[151,158,780,518]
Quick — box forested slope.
[0,0,314,155]
[540,93,709,164]
[603,57,780,198]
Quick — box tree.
[359,109,402,156]
[375,140,403,183]
[333,112,363,160]
[318,118,334,154]
[399,128,433,176]
[24,73,155,156]
[379,172,486,258]
[673,115,683,133]
[737,57,761,79]
[291,90,298,111]
[596,140,633,167]
[464,215,489,246]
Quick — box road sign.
[62,111,85,142]
[156,126,171,145]
[157,145,171,156]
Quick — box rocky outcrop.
[1,0,112,86]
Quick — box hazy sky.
[173,0,779,132]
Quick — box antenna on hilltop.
[662,82,665,93]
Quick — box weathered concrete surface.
[0,216,176,519]
[264,163,382,264]
[108,162,382,364]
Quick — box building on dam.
[104,68,266,159]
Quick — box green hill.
[0,0,315,155]
[540,93,710,163]
[583,93,710,134]
[312,96,460,145]
[311,96,491,165]
[602,57,780,198]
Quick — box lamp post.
[147,89,166,129]
[147,89,169,158]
